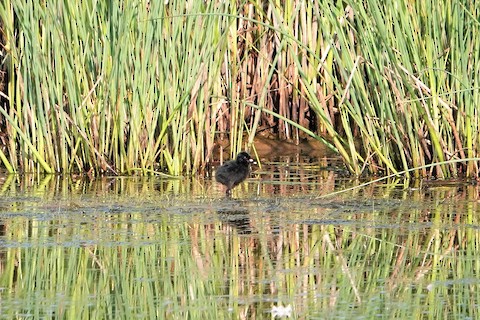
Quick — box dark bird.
[215,152,255,196]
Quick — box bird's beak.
[249,158,257,165]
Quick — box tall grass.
[0,0,233,175]
[237,0,479,177]
[0,0,478,176]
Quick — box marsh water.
[0,157,479,319]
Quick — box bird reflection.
[217,207,252,235]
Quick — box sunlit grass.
[0,0,478,177]
[0,0,232,175]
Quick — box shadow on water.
[0,159,479,318]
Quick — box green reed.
[0,0,478,176]
[255,0,479,177]
[0,0,233,175]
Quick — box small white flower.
[271,304,292,318]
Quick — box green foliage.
[0,0,232,174]
[0,0,478,176]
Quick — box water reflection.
[217,206,251,235]
[0,168,479,318]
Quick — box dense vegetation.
[0,0,478,177]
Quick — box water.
[0,162,479,319]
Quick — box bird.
[215,152,255,196]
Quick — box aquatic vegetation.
[0,0,478,177]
